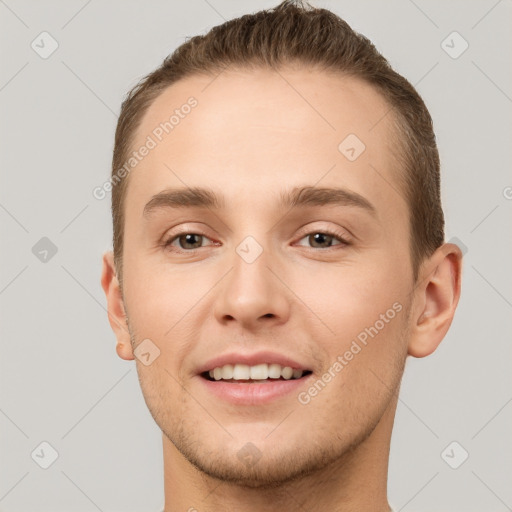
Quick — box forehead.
[125,67,405,220]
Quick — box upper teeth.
[208,363,304,381]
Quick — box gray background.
[1,0,511,511]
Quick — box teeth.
[250,363,268,380]
[268,363,281,378]
[222,364,234,379]
[207,363,305,381]
[281,366,293,380]
[233,364,250,380]
[292,368,303,379]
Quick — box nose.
[213,244,291,330]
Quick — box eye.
[295,230,350,249]
[162,228,350,253]
[163,232,215,251]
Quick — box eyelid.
[161,222,214,240]
[293,224,352,245]
[162,228,217,250]
[158,221,208,249]
[162,223,352,252]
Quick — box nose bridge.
[214,234,290,326]
[232,238,271,296]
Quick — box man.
[101,1,462,510]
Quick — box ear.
[407,243,463,358]
[100,251,134,360]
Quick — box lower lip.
[198,375,312,405]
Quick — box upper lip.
[196,351,312,374]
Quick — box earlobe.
[407,243,463,358]
[101,251,134,361]
[116,342,134,360]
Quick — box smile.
[202,363,312,382]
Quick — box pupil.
[310,233,332,248]
[180,234,201,249]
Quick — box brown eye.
[296,230,349,249]
[308,233,335,248]
[178,234,203,249]
[165,233,209,251]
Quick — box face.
[119,68,415,486]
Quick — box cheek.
[122,258,206,377]
[122,254,185,335]
[291,256,410,395]
[293,257,406,336]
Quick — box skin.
[101,67,462,512]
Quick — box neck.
[162,394,398,512]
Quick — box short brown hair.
[111,0,444,285]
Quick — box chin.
[166,425,352,489]
[186,454,324,489]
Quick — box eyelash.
[162,228,351,253]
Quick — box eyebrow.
[142,185,377,218]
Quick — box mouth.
[195,354,314,404]
[201,363,312,383]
